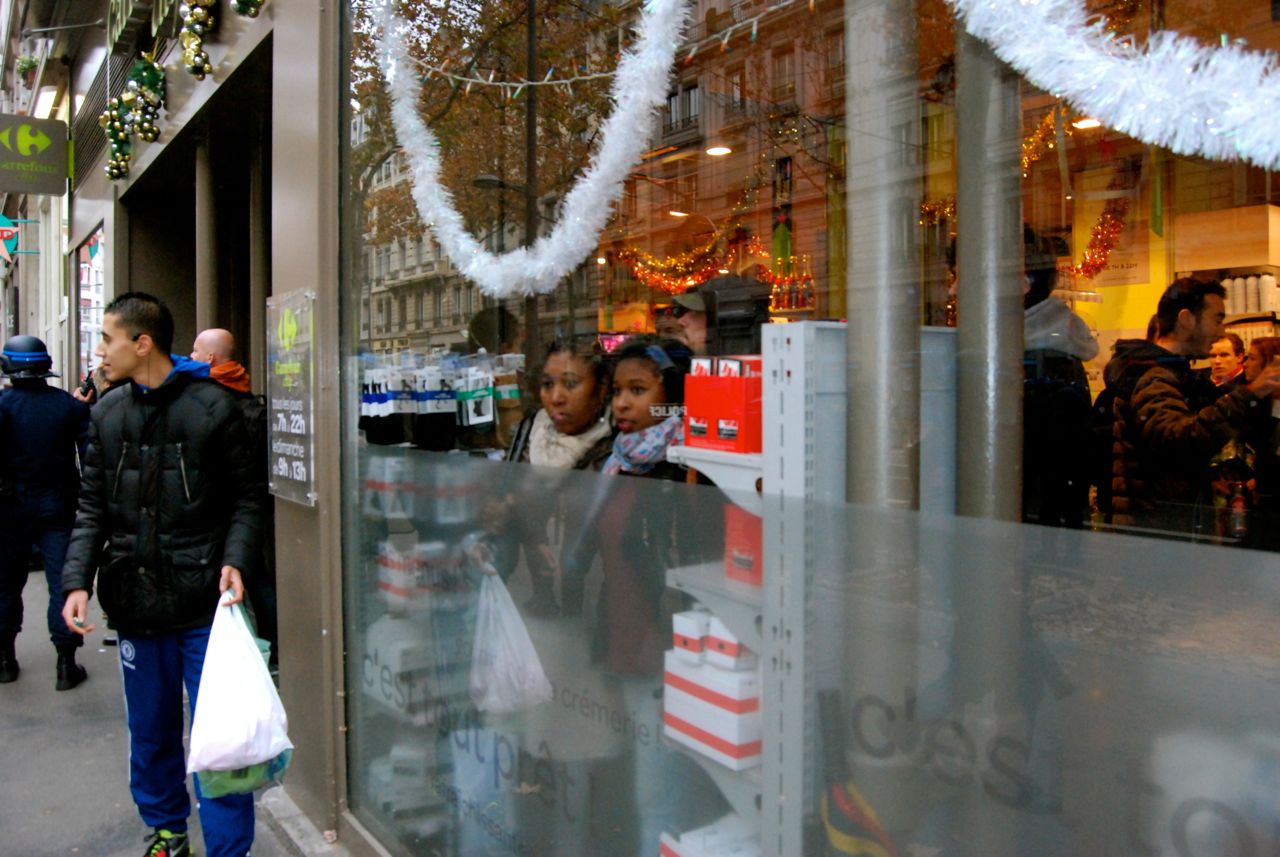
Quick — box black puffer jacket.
[62,361,264,635]
[1108,341,1260,534]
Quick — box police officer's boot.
[0,636,18,683]
[55,645,86,691]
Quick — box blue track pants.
[119,625,255,857]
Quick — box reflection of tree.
[349,0,623,241]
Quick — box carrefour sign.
[0,115,67,195]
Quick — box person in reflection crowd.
[1108,279,1280,535]
[594,336,727,855]
[505,337,615,616]
[191,328,276,669]
[672,275,771,357]
[61,293,264,857]
[594,337,692,672]
[0,335,91,689]
[459,305,524,451]
[1091,314,1159,521]
[1236,336,1280,550]
[1022,232,1098,527]
[1208,333,1246,388]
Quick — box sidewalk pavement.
[0,569,351,857]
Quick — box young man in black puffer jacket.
[60,292,264,857]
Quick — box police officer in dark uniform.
[0,335,90,688]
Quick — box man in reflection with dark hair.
[672,275,771,356]
[1108,278,1280,535]
[1021,231,1098,527]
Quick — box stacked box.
[663,650,761,771]
[684,356,763,453]
[723,504,763,586]
[672,609,710,664]
[704,616,758,671]
[660,814,761,857]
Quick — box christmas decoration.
[376,0,690,298]
[918,197,956,227]
[1059,194,1130,280]
[947,0,1280,170]
[99,57,166,181]
[1022,106,1072,177]
[180,0,218,79]
[233,0,266,16]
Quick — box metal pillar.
[952,32,1026,857]
[954,31,1023,522]
[844,0,921,510]
[195,139,217,332]
[841,0,923,843]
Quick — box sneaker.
[143,829,190,857]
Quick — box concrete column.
[954,31,1023,522]
[841,0,923,840]
[844,0,921,510]
[194,138,217,332]
[953,32,1026,857]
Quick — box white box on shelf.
[660,814,761,857]
[660,832,688,857]
[672,609,710,664]
[704,616,758,671]
[663,651,762,771]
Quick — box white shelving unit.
[666,446,764,515]
[664,322,848,857]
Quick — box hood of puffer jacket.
[128,354,212,399]
[1024,297,1099,361]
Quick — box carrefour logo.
[0,123,52,157]
[277,308,299,352]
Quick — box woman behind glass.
[506,337,614,615]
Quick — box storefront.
[309,1,1280,855]
[61,0,1280,855]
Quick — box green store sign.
[0,115,66,195]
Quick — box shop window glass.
[340,1,1280,855]
[74,226,106,384]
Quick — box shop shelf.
[666,561,763,653]
[664,736,762,823]
[667,445,764,515]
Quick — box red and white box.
[684,356,762,453]
[659,832,687,857]
[723,505,763,586]
[703,616,758,671]
[663,651,761,771]
[690,357,715,377]
[672,609,709,665]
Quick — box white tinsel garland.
[948,0,1280,170]
[375,0,688,298]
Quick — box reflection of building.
[76,229,106,381]
[598,0,846,325]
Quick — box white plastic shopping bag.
[187,591,294,795]
[469,573,553,713]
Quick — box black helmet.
[1,335,57,379]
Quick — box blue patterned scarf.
[602,414,684,475]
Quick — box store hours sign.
[267,290,317,506]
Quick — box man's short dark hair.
[1155,278,1226,338]
[1215,332,1245,357]
[104,292,175,355]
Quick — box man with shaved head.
[191,328,250,394]
[191,328,276,668]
